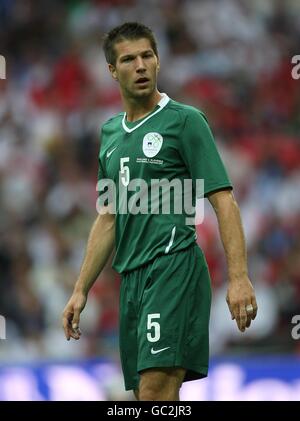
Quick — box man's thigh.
[137,244,211,376]
[120,244,211,391]
[139,367,186,400]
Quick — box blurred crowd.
[0,0,300,363]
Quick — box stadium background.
[0,0,300,400]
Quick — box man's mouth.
[135,77,149,84]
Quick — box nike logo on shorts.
[150,346,170,354]
[106,146,118,158]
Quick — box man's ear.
[108,64,118,81]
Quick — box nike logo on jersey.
[150,346,170,354]
[106,146,118,158]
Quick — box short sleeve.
[97,130,109,206]
[97,126,103,177]
[179,109,233,196]
[98,152,106,182]
[97,128,115,208]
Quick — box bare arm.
[208,189,258,332]
[62,210,115,340]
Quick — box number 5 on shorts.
[147,313,160,342]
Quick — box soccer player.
[62,22,258,401]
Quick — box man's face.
[109,38,160,99]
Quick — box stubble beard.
[126,78,156,101]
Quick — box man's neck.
[123,90,162,122]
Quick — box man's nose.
[135,56,146,71]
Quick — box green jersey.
[98,94,232,273]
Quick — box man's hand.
[62,291,87,341]
[226,276,258,332]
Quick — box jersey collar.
[122,93,170,133]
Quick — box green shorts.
[119,243,212,391]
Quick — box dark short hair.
[103,22,158,66]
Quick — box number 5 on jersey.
[120,157,130,186]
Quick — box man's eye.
[123,57,132,62]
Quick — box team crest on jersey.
[142,132,163,158]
